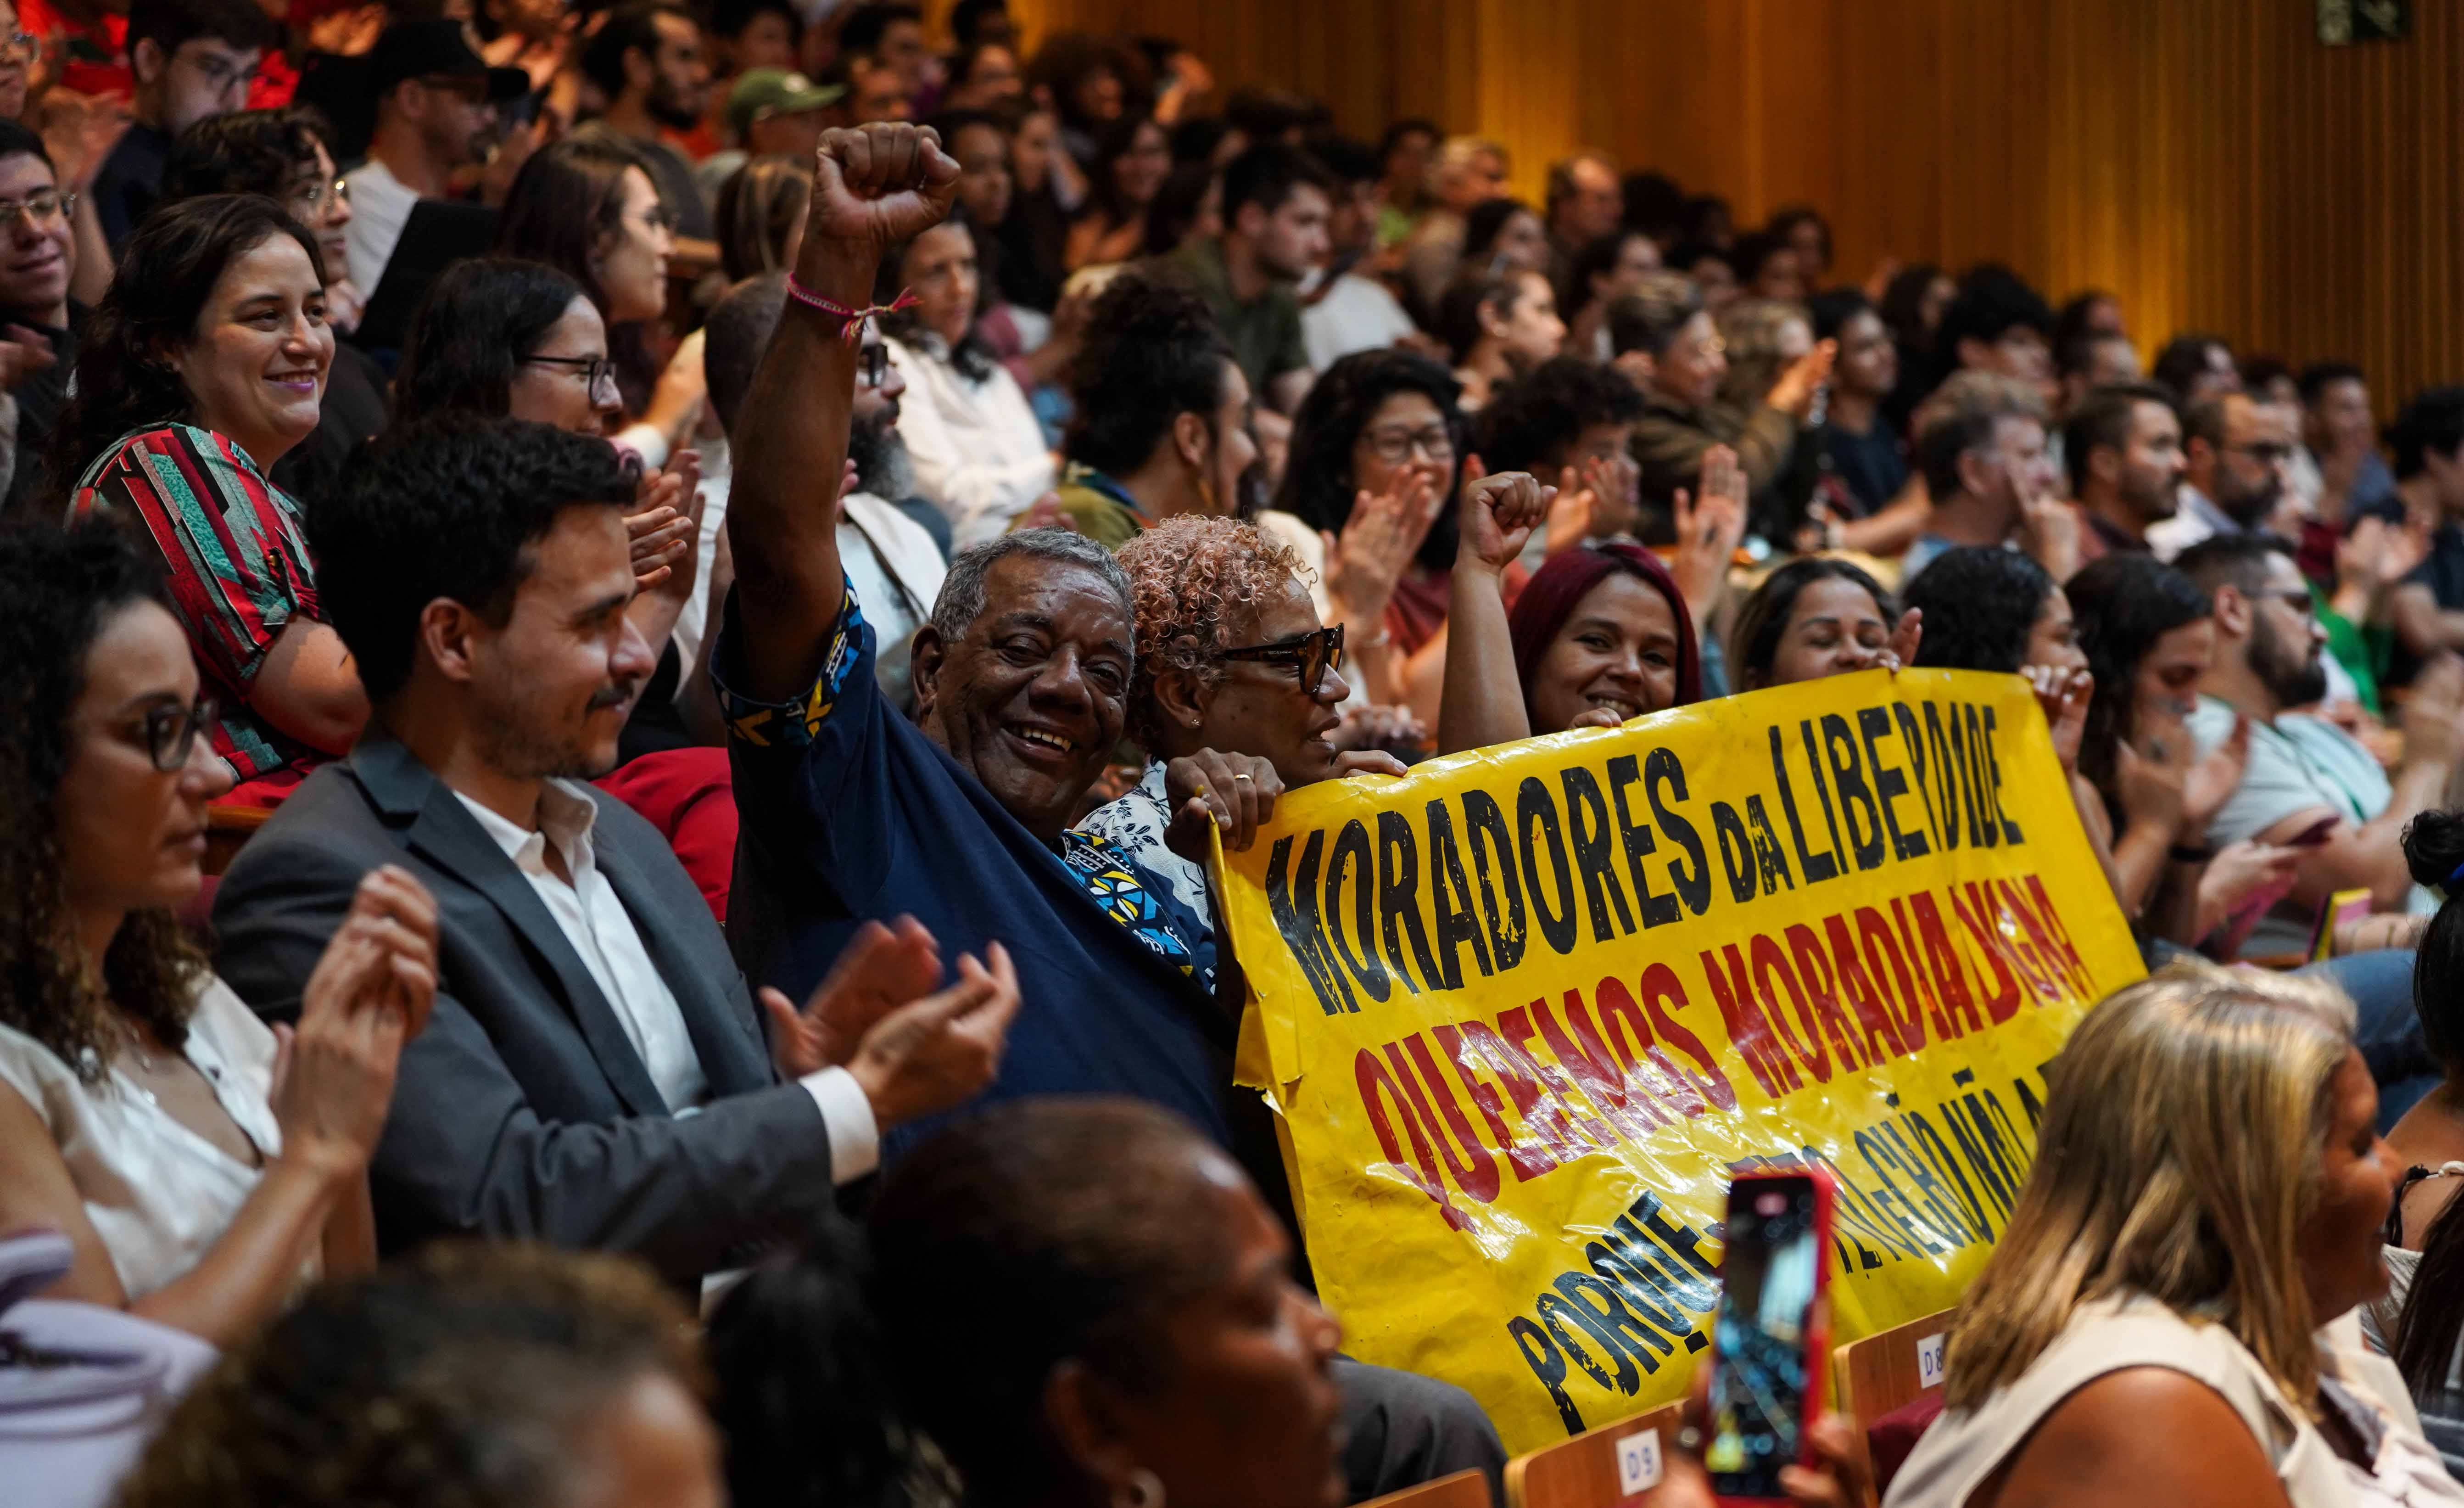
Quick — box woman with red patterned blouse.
[55,193,363,807]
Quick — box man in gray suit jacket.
[214,415,1017,1289]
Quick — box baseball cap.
[726,68,845,139]
[368,20,533,102]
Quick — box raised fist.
[810,123,962,259]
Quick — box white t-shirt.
[1301,272,1418,370]
[339,156,419,298]
[882,334,1056,549]
[839,489,948,711]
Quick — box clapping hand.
[1671,445,1747,629]
[625,455,701,594]
[274,866,439,1182]
[1323,460,1446,625]
[2022,665,2093,774]
[758,914,1020,1128]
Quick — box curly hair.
[1477,354,1644,475]
[1903,546,2057,674]
[115,1242,705,1508]
[1061,272,1232,479]
[1271,347,1468,567]
[0,519,208,1080]
[48,196,326,511]
[1115,515,1307,750]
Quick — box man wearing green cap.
[696,67,844,201]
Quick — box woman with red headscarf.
[1437,465,1708,753]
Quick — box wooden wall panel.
[991,0,2464,413]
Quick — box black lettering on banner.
[1423,800,1493,991]
[1797,720,1851,874]
[1552,1272,1674,1387]
[1606,754,1681,927]
[1537,1291,1626,1393]
[1920,702,1967,850]
[1960,704,1998,849]
[1265,833,1353,1015]
[1880,1116,1983,1245]
[1984,706,2026,844]
[1583,1238,1694,1331]
[1711,801,1757,903]
[1517,777,1581,954]
[1376,812,1441,995]
[1861,705,1929,861]
[1904,1107,2002,1240]
[1769,725,1840,882]
[1645,749,1713,916]
[1560,767,1638,942]
[1325,819,1391,1002]
[1461,790,1529,971]
[1854,1123,1971,1249]
[1743,795,1797,896]
[1508,1316,1587,1435]
[1822,712,1887,870]
[1891,701,1944,849]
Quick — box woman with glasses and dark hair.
[1264,347,1480,722]
[1076,513,1411,987]
[55,194,362,807]
[156,105,391,510]
[393,256,623,433]
[493,134,703,470]
[0,516,436,1345]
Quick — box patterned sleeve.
[70,428,320,694]
[710,574,880,818]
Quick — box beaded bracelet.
[785,277,918,342]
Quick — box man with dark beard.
[701,271,947,710]
[2178,533,2464,930]
[2149,392,2302,561]
[578,3,718,247]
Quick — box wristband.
[785,278,917,342]
[2167,843,2215,864]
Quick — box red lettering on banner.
[1750,931,1833,1082]
[1700,944,1800,1096]
[1391,1035,1504,1205]
[1821,913,1909,1062]
[1636,964,1738,1111]
[1354,1048,1468,1230]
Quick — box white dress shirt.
[339,156,418,300]
[451,783,877,1181]
[883,332,1056,548]
[1300,270,1418,370]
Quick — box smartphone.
[2287,814,2341,848]
[1704,1171,1834,1504]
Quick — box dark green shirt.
[1170,236,1310,390]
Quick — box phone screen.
[1705,1177,1821,1499]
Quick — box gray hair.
[929,528,1137,660]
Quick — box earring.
[1112,1469,1165,1508]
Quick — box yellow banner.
[1217,669,2144,1453]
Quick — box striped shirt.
[70,425,324,782]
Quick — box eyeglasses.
[291,178,349,214]
[524,353,619,399]
[133,696,218,773]
[0,31,37,63]
[185,52,259,94]
[857,342,892,389]
[0,189,73,227]
[1360,424,1454,465]
[1217,623,1346,697]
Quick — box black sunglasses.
[1217,623,1345,697]
[135,695,218,773]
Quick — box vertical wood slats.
[995,0,2464,414]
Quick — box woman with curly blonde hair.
[1076,514,1408,983]
[1886,962,2456,1508]
[0,519,436,1345]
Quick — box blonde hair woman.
[1885,964,2458,1508]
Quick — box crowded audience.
[7,4,2464,1501]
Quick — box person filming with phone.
[2173,534,2463,955]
